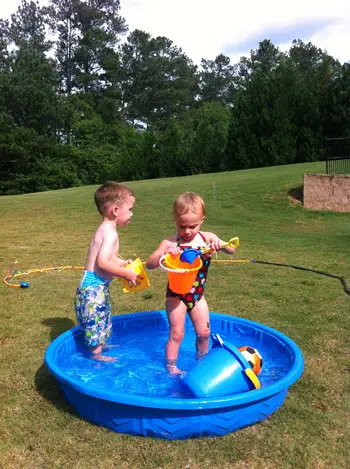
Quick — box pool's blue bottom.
[45,310,304,439]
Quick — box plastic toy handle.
[159,255,188,273]
[244,368,261,389]
[211,333,224,347]
[202,237,240,254]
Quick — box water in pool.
[58,327,291,399]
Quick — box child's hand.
[209,240,223,253]
[167,246,181,258]
[123,259,133,267]
[125,269,143,286]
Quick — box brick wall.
[303,173,350,212]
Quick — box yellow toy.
[3,262,84,289]
[179,237,239,263]
[119,257,150,293]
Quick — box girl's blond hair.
[173,192,206,219]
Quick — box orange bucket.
[162,253,203,294]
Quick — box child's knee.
[196,331,210,343]
[170,328,185,343]
[196,322,211,340]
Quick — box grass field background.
[0,162,349,468]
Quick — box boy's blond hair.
[173,192,206,219]
[94,181,134,215]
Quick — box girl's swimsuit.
[166,232,212,311]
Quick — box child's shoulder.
[151,235,177,254]
[201,231,219,242]
[166,234,179,243]
[159,234,178,248]
[94,221,118,240]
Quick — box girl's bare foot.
[166,363,184,375]
[196,351,208,360]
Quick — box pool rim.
[45,310,304,410]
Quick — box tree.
[289,39,324,76]
[73,0,127,94]
[0,0,51,53]
[2,48,63,135]
[199,54,236,105]
[150,118,191,177]
[0,0,63,136]
[189,101,230,173]
[249,39,283,74]
[288,40,340,161]
[120,29,199,130]
[46,0,80,96]
[47,0,126,94]
[46,0,127,134]
[322,62,350,143]
[225,55,300,170]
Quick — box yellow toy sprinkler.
[4,258,151,293]
[3,261,84,289]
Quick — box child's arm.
[205,232,236,255]
[112,253,132,267]
[97,231,139,284]
[146,239,176,269]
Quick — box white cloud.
[0,4,17,20]
[120,0,350,65]
[308,22,350,63]
[1,0,349,65]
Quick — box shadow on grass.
[42,316,76,341]
[288,185,303,205]
[34,363,79,417]
[36,316,80,417]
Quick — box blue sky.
[223,19,336,56]
[1,0,349,66]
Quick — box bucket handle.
[245,368,261,389]
[211,333,261,390]
[159,255,188,273]
[212,333,248,370]
[211,333,224,347]
[159,254,202,273]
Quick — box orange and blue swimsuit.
[166,232,212,311]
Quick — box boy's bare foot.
[91,354,117,363]
[166,364,184,375]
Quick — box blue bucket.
[182,334,261,397]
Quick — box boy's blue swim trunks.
[74,284,112,348]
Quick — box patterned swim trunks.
[74,284,112,348]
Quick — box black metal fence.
[325,137,350,174]
[326,156,350,174]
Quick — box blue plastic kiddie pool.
[45,310,304,440]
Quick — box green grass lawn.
[1,162,349,469]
